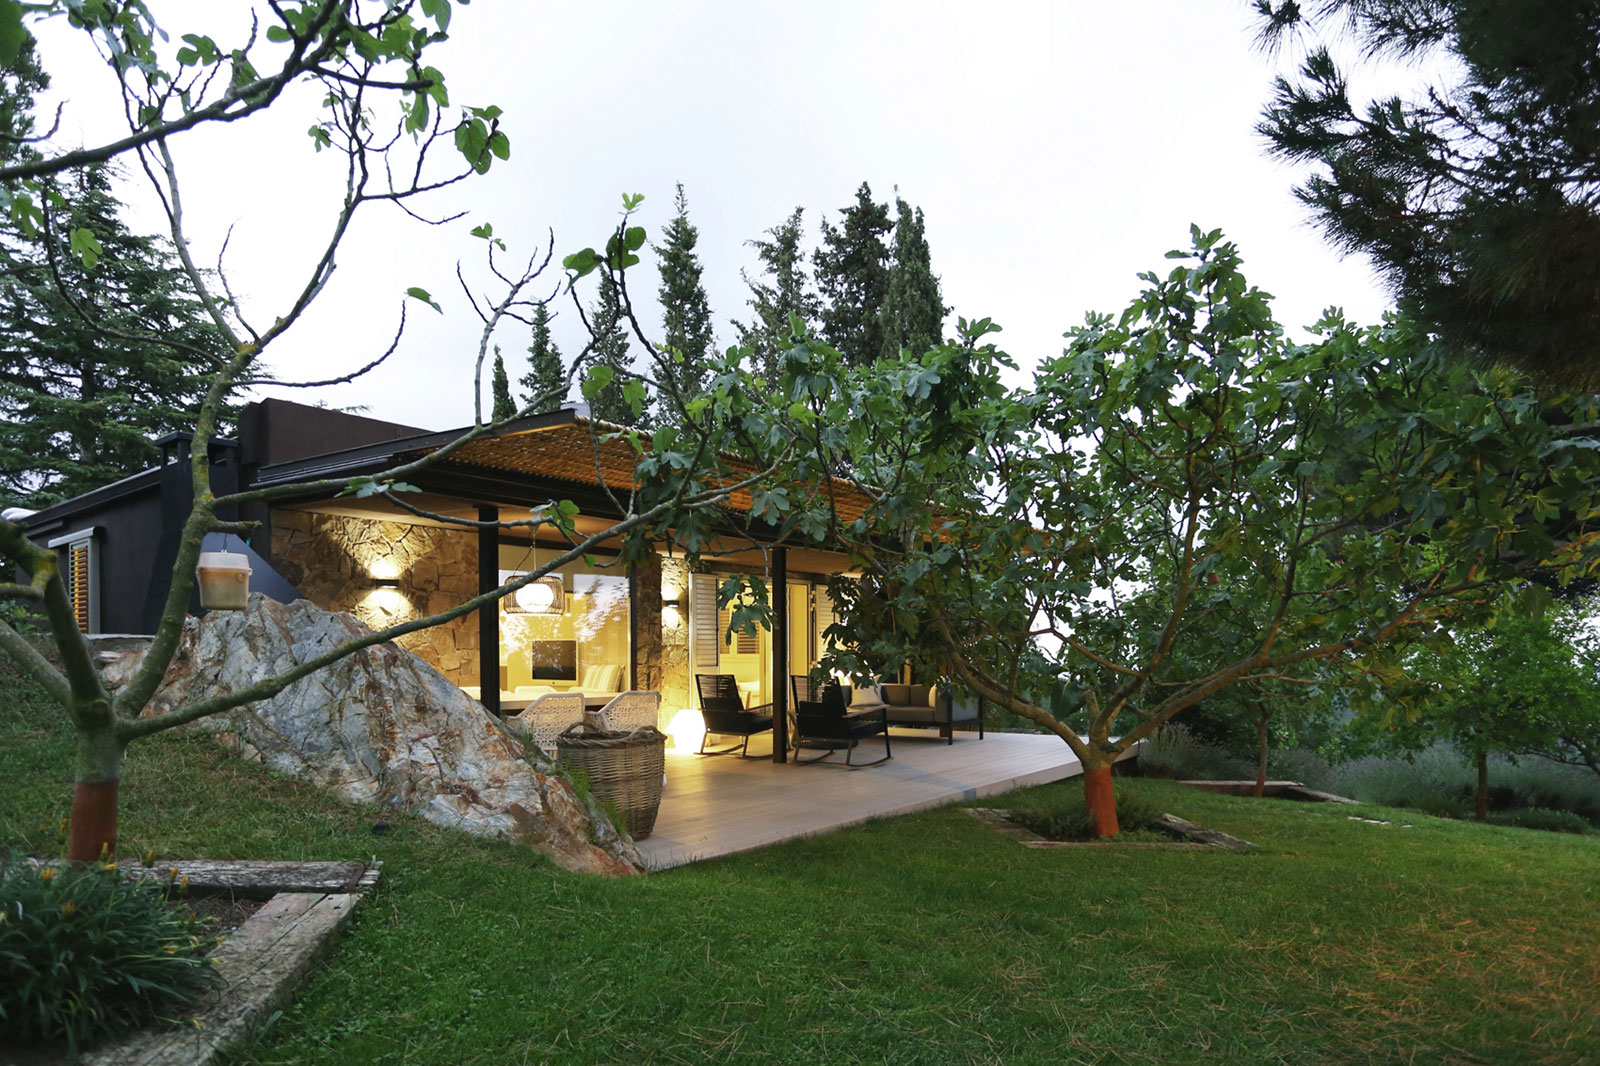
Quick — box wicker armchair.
[504,692,586,755]
[695,674,773,758]
[790,675,891,767]
[595,690,662,734]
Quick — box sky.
[33,1,1408,432]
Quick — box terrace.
[639,728,1140,869]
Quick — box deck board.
[636,728,1135,870]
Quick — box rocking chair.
[694,674,773,758]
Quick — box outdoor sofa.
[843,682,984,744]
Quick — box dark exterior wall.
[22,481,164,635]
[239,399,427,468]
[270,509,478,686]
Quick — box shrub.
[1136,724,1253,781]
[1329,744,1600,825]
[1266,746,1341,792]
[1007,784,1169,841]
[0,854,220,1056]
[1484,808,1593,835]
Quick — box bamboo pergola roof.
[434,419,874,528]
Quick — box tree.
[878,197,944,361]
[0,163,229,507]
[1256,0,1600,387]
[654,183,714,420]
[0,44,225,508]
[1402,606,1600,818]
[0,2,795,865]
[734,206,817,383]
[489,347,516,422]
[814,182,892,367]
[519,300,567,411]
[781,228,1600,836]
[582,272,650,427]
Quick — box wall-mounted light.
[373,577,400,589]
[662,596,685,627]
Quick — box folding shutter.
[49,529,98,635]
[690,573,720,669]
[719,603,759,655]
[69,542,91,633]
[814,585,838,657]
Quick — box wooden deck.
[636,728,1137,871]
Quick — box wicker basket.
[556,724,668,839]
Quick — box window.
[48,528,98,634]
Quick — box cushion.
[879,683,913,706]
[927,684,940,708]
[580,664,622,692]
[849,681,885,709]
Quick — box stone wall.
[659,556,691,721]
[270,510,479,687]
[632,550,662,698]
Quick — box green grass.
[4,672,1598,1065]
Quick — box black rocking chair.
[695,674,774,758]
[790,675,892,768]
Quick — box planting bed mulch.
[185,893,267,938]
[967,806,1257,850]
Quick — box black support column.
[478,505,500,717]
[772,547,788,763]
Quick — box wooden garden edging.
[79,860,380,1066]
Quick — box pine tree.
[489,347,516,421]
[585,273,649,427]
[1257,0,1600,387]
[0,47,229,507]
[519,301,567,411]
[654,183,715,420]
[814,182,892,368]
[0,162,229,507]
[879,197,945,360]
[734,207,818,383]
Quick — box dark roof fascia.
[247,407,581,489]
[16,466,165,534]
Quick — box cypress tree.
[489,347,516,421]
[585,273,649,428]
[879,197,945,360]
[655,183,715,419]
[814,182,892,368]
[519,301,567,411]
[734,207,818,383]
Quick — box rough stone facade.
[104,594,643,875]
[632,550,663,706]
[270,510,478,687]
[659,556,691,720]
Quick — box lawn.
[3,672,1598,1066]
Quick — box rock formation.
[104,595,642,875]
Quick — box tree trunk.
[1475,750,1489,822]
[1081,764,1120,838]
[1254,710,1269,799]
[67,726,123,862]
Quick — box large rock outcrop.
[104,595,642,876]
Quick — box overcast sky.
[36,1,1404,432]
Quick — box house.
[17,398,866,759]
